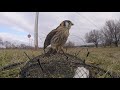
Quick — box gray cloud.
[0,12,120,47]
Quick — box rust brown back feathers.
[44,29,57,50]
[43,20,74,52]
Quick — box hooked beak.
[71,23,74,26]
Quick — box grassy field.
[67,47,120,74]
[0,47,120,78]
[0,49,42,78]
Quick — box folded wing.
[44,29,58,50]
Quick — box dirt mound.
[20,53,115,78]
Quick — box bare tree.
[85,30,100,48]
[99,31,106,47]
[85,19,120,47]
[11,44,16,49]
[105,20,120,47]
[100,26,113,47]
[4,41,11,48]
[0,37,3,45]
[20,44,26,49]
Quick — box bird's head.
[60,20,74,29]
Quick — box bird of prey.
[44,20,74,54]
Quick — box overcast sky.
[0,12,120,47]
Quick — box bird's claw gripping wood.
[44,47,68,59]
[61,49,68,59]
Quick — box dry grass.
[0,47,120,78]
[0,49,42,67]
[0,49,43,78]
[67,47,120,75]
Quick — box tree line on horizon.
[85,19,120,48]
[1,19,120,49]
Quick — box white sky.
[0,12,120,47]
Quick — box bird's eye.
[68,21,73,25]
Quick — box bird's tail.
[43,49,46,54]
[43,44,47,54]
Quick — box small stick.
[74,49,82,57]
[83,48,90,64]
[24,52,44,76]
[37,59,45,78]
[86,51,90,57]
[24,52,31,60]
[37,59,44,72]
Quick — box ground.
[0,47,120,78]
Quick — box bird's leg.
[50,46,57,54]
[60,46,68,59]
[44,49,46,54]
[52,49,57,54]
[57,46,61,54]
[57,46,65,53]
